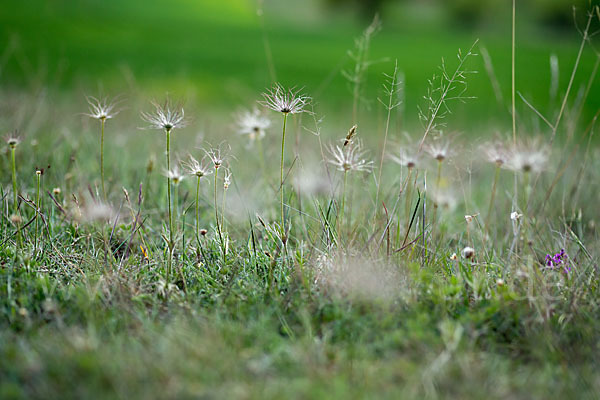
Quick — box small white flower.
[461,246,475,259]
[510,211,522,221]
[450,253,458,261]
[464,214,478,223]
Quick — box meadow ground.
[1,1,600,399]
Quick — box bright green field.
[1,0,599,129]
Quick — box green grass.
[2,1,600,399]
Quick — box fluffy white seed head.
[164,166,185,185]
[388,146,419,169]
[506,139,549,173]
[481,141,509,166]
[182,155,213,178]
[236,108,271,142]
[4,134,21,149]
[204,143,230,170]
[141,100,187,132]
[85,95,121,121]
[327,141,373,173]
[260,83,310,114]
[425,140,452,162]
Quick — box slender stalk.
[10,146,21,251]
[214,167,225,257]
[511,0,516,145]
[337,170,348,243]
[165,128,173,283]
[221,187,227,231]
[520,171,531,249]
[195,176,201,246]
[100,118,107,201]
[522,171,530,215]
[34,171,41,255]
[551,8,594,144]
[375,61,399,216]
[432,160,442,234]
[279,113,288,234]
[485,164,501,234]
[397,167,413,247]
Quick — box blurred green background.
[0,0,598,132]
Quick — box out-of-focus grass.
[1,0,599,130]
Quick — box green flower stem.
[337,170,348,244]
[195,176,201,246]
[214,167,225,258]
[280,113,288,236]
[35,172,41,255]
[432,160,442,235]
[100,118,106,201]
[397,167,413,247]
[10,146,21,251]
[165,128,173,283]
[485,164,501,234]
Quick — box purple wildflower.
[544,249,570,273]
